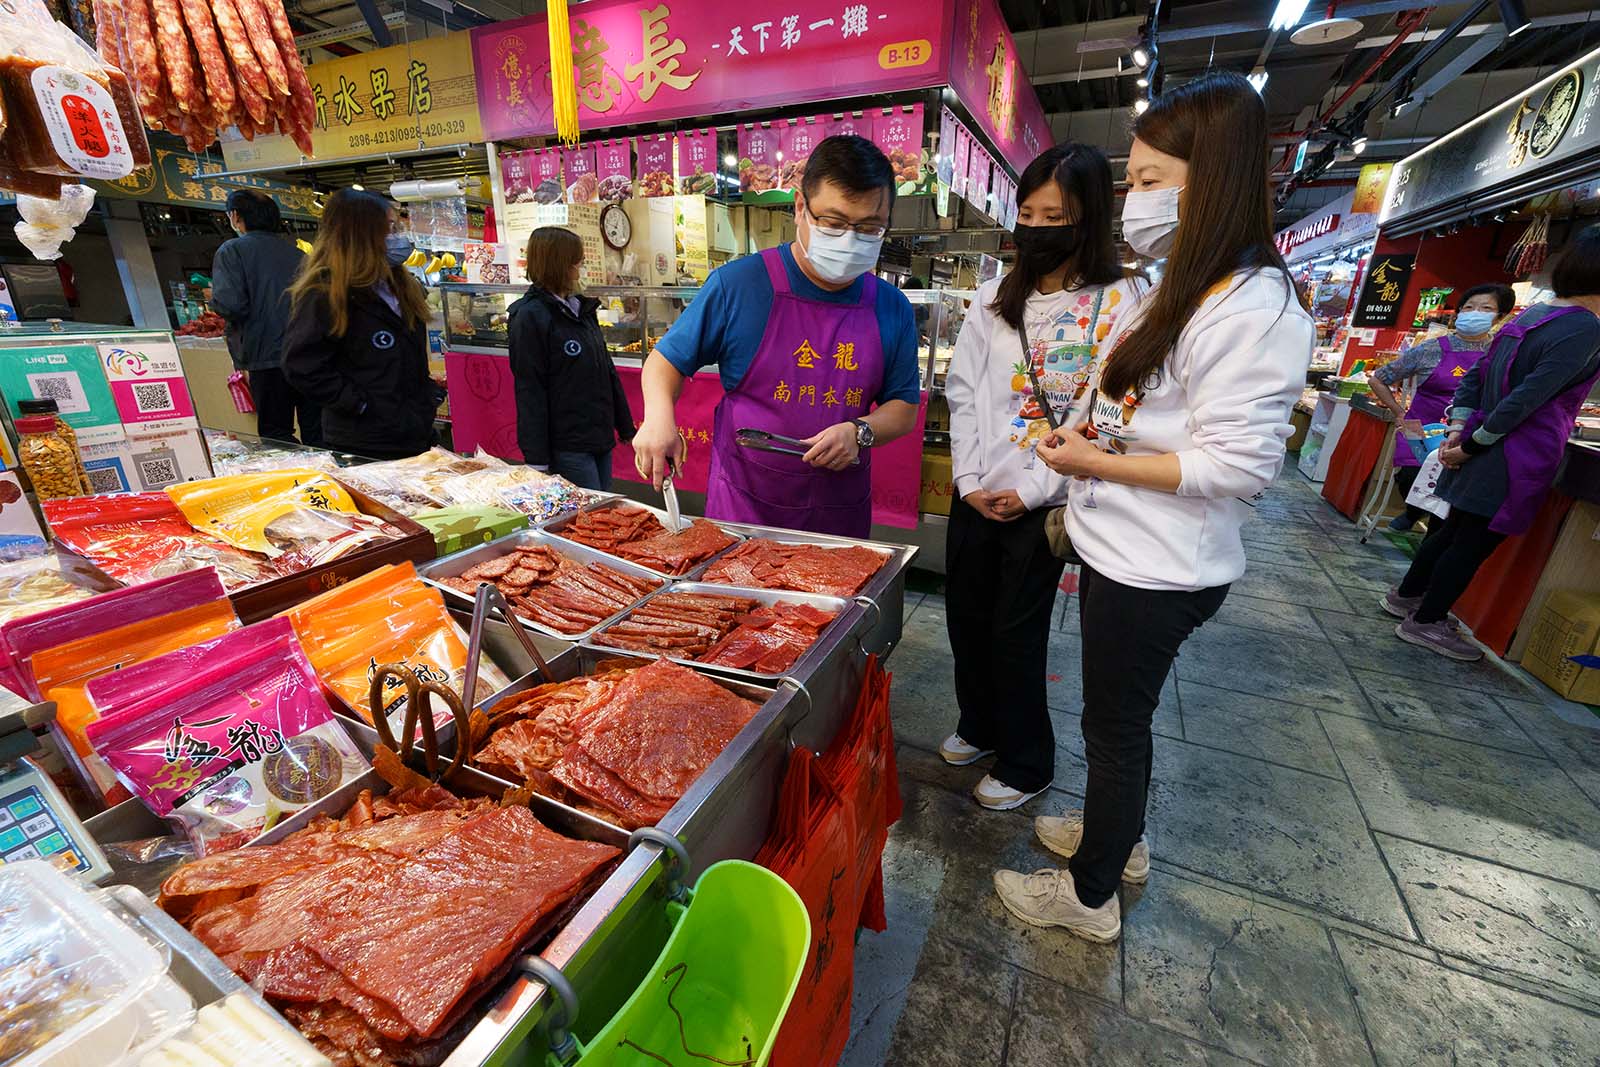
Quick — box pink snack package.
[85,617,369,856]
[0,568,228,700]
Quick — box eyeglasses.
[803,200,888,239]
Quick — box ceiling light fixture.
[1497,0,1531,37]
[1269,0,1312,32]
[1136,74,1150,88]
[1131,44,1151,68]
[723,153,737,167]
[1248,69,1269,93]
[1133,97,1150,115]
[1352,136,1368,154]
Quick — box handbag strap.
[1018,287,1103,431]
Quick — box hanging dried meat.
[94,0,313,154]
[439,543,662,635]
[701,537,888,597]
[591,591,837,673]
[476,659,761,829]
[161,784,619,1067]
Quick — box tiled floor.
[842,472,1600,1067]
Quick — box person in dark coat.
[282,189,438,460]
[508,226,635,489]
[210,190,319,445]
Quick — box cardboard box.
[1524,589,1600,704]
[414,505,528,558]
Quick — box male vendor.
[632,136,921,537]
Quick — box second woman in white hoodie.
[940,143,1146,812]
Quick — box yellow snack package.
[165,469,377,557]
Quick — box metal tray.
[541,499,745,581]
[418,528,667,642]
[582,582,858,684]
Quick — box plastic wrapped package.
[0,860,192,1067]
[85,618,369,856]
[278,563,508,733]
[0,0,150,185]
[42,494,281,592]
[164,469,392,558]
[0,554,96,634]
[328,464,448,517]
[211,448,339,477]
[339,447,507,504]
[138,992,331,1067]
[14,182,97,260]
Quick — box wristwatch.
[850,418,875,449]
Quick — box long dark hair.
[990,142,1124,329]
[1100,71,1292,400]
[289,188,428,337]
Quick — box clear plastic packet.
[339,447,507,507]
[210,448,339,477]
[331,465,449,517]
[138,991,330,1067]
[15,183,95,259]
[43,494,281,592]
[0,567,228,700]
[261,507,401,573]
[0,553,95,639]
[85,618,369,856]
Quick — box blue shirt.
[656,244,922,406]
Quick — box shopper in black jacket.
[508,226,635,489]
[283,189,439,460]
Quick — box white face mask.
[1122,186,1183,258]
[800,209,884,285]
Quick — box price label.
[879,40,933,70]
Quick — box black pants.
[1392,466,1432,531]
[1396,507,1506,624]
[944,496,1066,793]
[1069,565,1228,908]
[249,367,323,448]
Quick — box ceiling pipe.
[1313,7,1431,130]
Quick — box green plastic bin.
[556,860,810,1067]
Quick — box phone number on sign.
[340,119,469,150]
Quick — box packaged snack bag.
[165,469,371,556]
[280,563,509,733]
[37,598,240,805]
[43,494,280,591]
[0,567,227,699]
[85,618,369,855]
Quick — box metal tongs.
[662,456,685,532]
[463,580,553,702]
[367,664,473,782]
[735,427,861,466]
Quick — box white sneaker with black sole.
[939,732,994,767]
[973,774,1049,811]
[992,867,1122,942]
[1034,811,1150,884]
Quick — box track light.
[1498,0,1531,37]
[1352,136,1368,155]
[1133,97,1150,115]
[1248,69,1269,93]
[1136,74,1149,88]
[1131,44,1151,68]
[723,153,737,167]
[1269,0,1311,31]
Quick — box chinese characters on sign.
[772,339,869,407]
[1352,254,1415,327]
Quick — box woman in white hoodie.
[993,72,1315,941]
[940,143,1146,812]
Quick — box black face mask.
[1012,223,1081,275]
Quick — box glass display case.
[438,282,699,362]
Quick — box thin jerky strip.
[120,0,167,114]
[149,0,198,114]
[212,0,271,106]
[178,0,236,113]
[240,0,292,98]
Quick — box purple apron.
[704,248,885,537]
[1462,305,1599,535]
[1393,335,1483,468]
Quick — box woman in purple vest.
[1388,226,1600,661]
[1369,284,1514,534]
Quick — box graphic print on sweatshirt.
[1008,287,1127,467]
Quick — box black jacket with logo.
[507,286,635,466]
[282,285,437,458]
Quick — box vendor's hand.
[1400,419,1425,437]
[962,490,1003,521]
[632,416,684,489]
[801,422,860,471]
[1036,427,1103,478]
[987,489,1025,522]
[1438,442,1470,469]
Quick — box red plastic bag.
[820,654,899,932]
[755,747,857,1067]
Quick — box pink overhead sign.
[471,0,950,142]
[947,0,1053,175]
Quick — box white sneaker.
[992,867,1122,942]
[973,774,1049,811]
[939,732,994,767]
[1034,811,1151,884]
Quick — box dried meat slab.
[613,519,737,575]
[702,539,885,597]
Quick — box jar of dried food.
[18,398,90,494]
[16,415,87,500]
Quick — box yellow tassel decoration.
[547,0,580,146]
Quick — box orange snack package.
[36,597,240,805]
[280,563,509,734]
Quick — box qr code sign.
[25,372,88,414]
[135,452,180,488]
[85,465,125,493]
[131,381,175,414]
